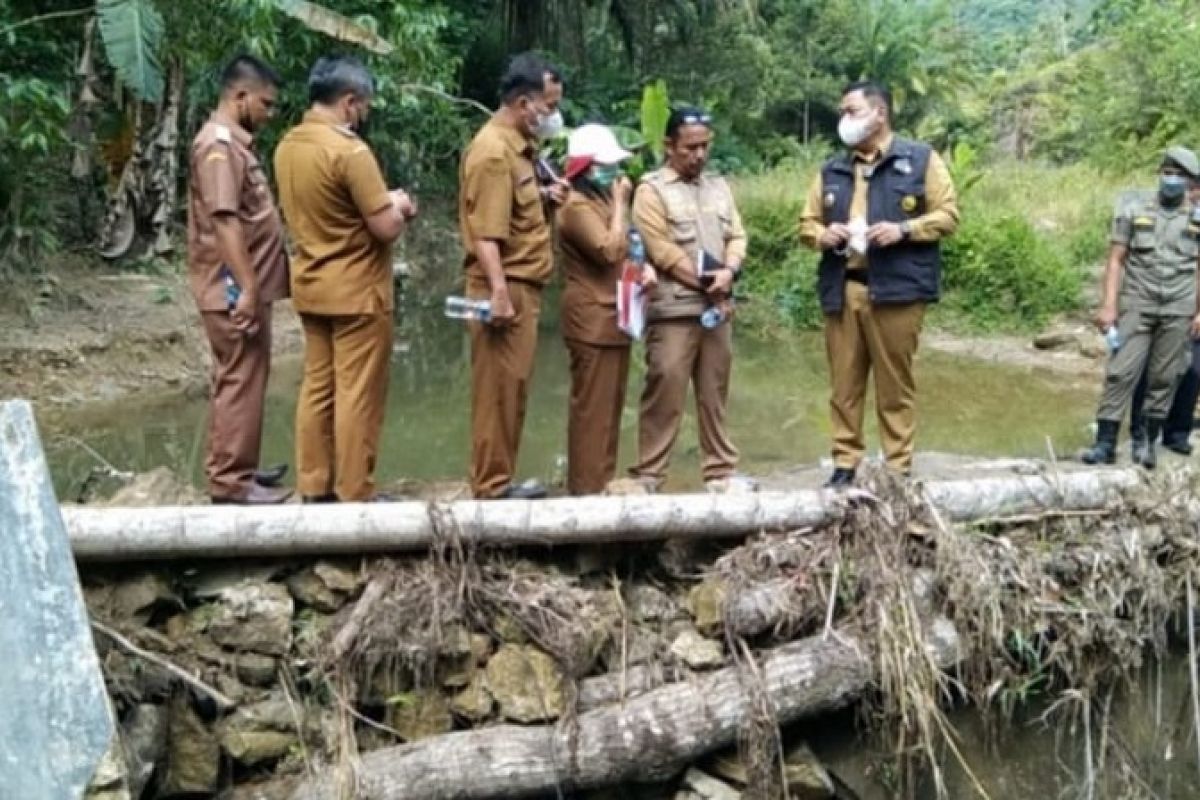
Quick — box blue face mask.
[1160,174,1188,205]
[590,164,621,189]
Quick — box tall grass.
[732,158,1135,333]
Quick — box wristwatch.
[898,221,913,240]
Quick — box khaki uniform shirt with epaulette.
[187,114,289,311]
[1112,190,1200,317]
[274,109,394,316]
[458,117,553,286]
[632,167,747,320]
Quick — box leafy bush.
[734,165,823,330]
[940,213,1083,331]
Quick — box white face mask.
[535,109,564,140]
[838,111,876,147]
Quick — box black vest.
[817,138,942,313]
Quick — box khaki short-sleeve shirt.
[187,114,289,311]
[1112,190,1200,316]
[274,109,394,315]
[458,117,552,286]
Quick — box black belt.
[845,270,868,285]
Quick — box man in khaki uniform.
[1080,146,1200,468]
[459,53,558,499]
[187,56,291,505]
[629,106,752,493]
[800,81,959,488]
[275,56,417,502]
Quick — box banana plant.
[95,0,393,103]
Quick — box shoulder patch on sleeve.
[204,151,228,163]
[214,125,232,144]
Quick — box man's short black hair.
[545,61,564,86]
[221,55,280,91]
[499,52,549,105]
[308,55,374,105]
[842,80,893,120]
[665,105,712,139]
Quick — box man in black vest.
[800,81,960,487]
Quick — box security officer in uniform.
[1128,160,1200,459]
[275,56,417,502]
[188,55,291,505]
[459,53,558,499]
[1081,146,1200,468]
[628,106,753,493]
[799,81,959,487]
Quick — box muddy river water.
[44,301,1102,500]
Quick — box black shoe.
[824,468,856,488]
[1139,418,1163,469]
[1080,419,1119,465]
[254,463,289,488]
[302,493,339,504]
[499,479,548,500]
[1163,437,1193,456]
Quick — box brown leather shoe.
[211,484,293,505]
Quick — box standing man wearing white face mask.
[534,64,571,208]
[799,81,959,488]
[458,52,559,499]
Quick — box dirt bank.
[0,262,303,422]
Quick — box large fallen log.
[64,469,1141,561]
[290,620,961,799]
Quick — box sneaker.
[705,474,759,494]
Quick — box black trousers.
[1131,339,1200,443]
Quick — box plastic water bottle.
[1104,326,1121,354]
[628,229,646,267]
[221,265,240,311]
[700,306,726,329]
[444,295,492,323]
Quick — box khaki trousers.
[295,311,392,501]
[469,280,542,498]
[824,281,926,471]
[566,339,631,495]
[201,305,273,499]
[631,319,738,484]
[1097,309,1191,421]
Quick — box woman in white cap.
[557,124,656,494]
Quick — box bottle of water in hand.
[1104,326,1121,354]
[444,295,492,323]
[700,306,726,329]
[628,229,645,268]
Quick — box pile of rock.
[83,546,842,800]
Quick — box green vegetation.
[1,0,1197,330]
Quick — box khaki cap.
[1162,146,1200,179]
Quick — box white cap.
[566,124,632,165]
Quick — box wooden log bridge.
[64,468,1141,561]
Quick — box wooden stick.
[90,620,235,710]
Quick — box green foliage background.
[2,0,1197,330]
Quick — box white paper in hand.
[617,262,647,340]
